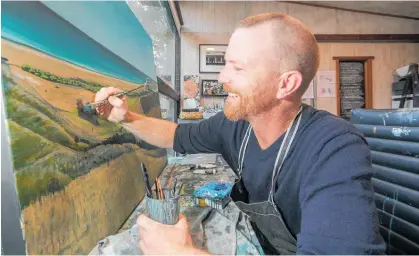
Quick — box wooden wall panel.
[288,4,339,34]
[180,1,419,34]
[201,1,215,33]
[316,43,419,114]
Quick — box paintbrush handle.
[88,92,126,108]
[141,163,152,197]
[176,183,184,197]
[88,85,144,108]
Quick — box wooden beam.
[168,0,182,35]
[333,56,375,61]
[173,0,184,26]
[285,1,419,21]
[315,34,419,43]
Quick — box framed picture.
[199,44,227,73]
[202,79,228,96]
[183,75,200,108]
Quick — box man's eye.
[234,66,243,71]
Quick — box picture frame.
[199,44,228,73]
[202,79,228,96]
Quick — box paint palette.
[192,181,232,210]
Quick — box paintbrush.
[154,178,160,199]
[172,178,178,197]
[157,178,164,199]
[176,183,184,197]
[164,164,177,189]
[84,85,144,110]
[141,163,153,198]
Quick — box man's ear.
[276,71,303,99]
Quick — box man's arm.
[122,111,225,154]
[121,111,177,149]
[95,87,177,148]
[172,112,225,155]
[95,87,225,153]
[298,132,386,254]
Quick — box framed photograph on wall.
[199,44,227,73]
[202,79,228,96]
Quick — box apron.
[230,106,303,255]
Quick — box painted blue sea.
[1,1,156,84]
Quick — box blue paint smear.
[193,181,232,199]
[1,1,154,84]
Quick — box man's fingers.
[175,214,189,230]
[97,105,105,115]
[94,87,123,102]
[138,225,146,239]
[178,213,187,220]
[108,96,124,108]
[103,104,113,117]
[136,214,159,231]
[139,239,147,253]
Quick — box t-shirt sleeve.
[173,112,225,155]
[297,132,386,254]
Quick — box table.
[90,154,263,255]
[117,154,236,233]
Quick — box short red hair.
[237,12,320,94]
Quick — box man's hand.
[137,214,203,255]
[95,87,129,123]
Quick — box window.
[128,0,180,156]
[127,0,177,89]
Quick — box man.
[95,13,386,255]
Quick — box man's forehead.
[225,26,273,63]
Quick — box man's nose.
[218,67,229,84]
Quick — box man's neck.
[248,101,301,150]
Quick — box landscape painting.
[1,1,167,254]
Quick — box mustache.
[223,84,241,95]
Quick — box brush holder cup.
[145,194,181,225]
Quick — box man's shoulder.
[301,107,367,149]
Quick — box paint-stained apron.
[230,106,303,255]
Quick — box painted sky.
[1,1,155,84]
[43,1,156,81]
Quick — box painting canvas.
[199,44,227,73]
[1,1,167,254]
[202,79,228,96]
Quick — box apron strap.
[238,125,252,175]
[237,105,304,204]
[268,108,303,203]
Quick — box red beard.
[223,83,277,121]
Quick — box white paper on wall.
[316,70,336,98]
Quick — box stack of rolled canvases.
[350,108,419,255]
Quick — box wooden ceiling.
[287,1,419,20]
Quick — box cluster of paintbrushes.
[141,163,183,200]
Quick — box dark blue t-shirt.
[173,105,386,254]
